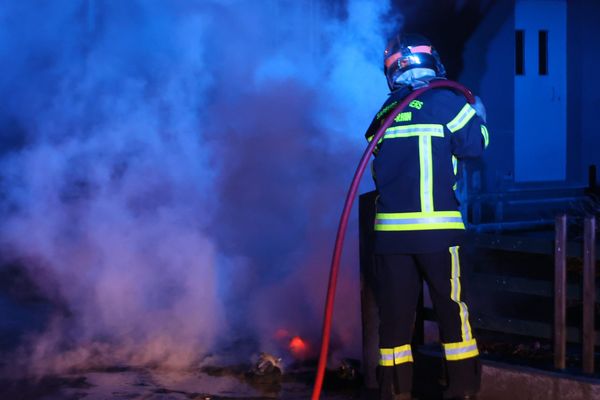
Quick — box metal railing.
[359,191,599,386]
[554,214,597,373]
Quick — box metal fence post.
[554,214,567,370]
[582,216,596,374]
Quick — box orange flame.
[289,335,309,359]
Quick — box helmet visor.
[384,46,433,70]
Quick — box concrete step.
[362,347,600,400]
[480,360,600,400]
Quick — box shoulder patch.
[394,111,412,122]
[409,100,423,110]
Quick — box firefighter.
[365,33,489,400]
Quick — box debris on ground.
[251,352,283,377]
[337,359,361,381]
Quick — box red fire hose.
[311,80,475,400]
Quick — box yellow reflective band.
[481,124,490,148]
[375,211,465,231]
[384,124,444,139]
[452,156,458,191]
[393,344,413,365]
[443,338,477,350]
[380,125,442,213]
[377,211,463,219]
[376,222,465,231]
[419,135,434,212]
[443,339,479,361]
[379,348,395,366]
[367,135,383,145]
[447,103,476,133]
[379,345,413,366]
[367,135,383,156]
[449,246,473,342]
[452,156,458,176]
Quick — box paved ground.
[2,360,600,400]
[0,367,361,400]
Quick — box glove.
[472,95,487,123]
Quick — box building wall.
[462,0,600,191]
[460,0,515,192]
[569,0,600,184]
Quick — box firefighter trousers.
[374,246,480,398]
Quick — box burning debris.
[273,329,313,362]
[288,336,310,360]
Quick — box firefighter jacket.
[365,84,489,254]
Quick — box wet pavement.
[2,361,600,400]
[0,366,360,400]
[2,348,600,400]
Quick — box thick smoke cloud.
[0,0,392,374]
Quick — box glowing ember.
[289,336,309,359]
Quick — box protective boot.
[377,366,396,400]
[377,366,413,400]
[442,358,481,399]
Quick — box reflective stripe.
[379,345,413,366]
[366,135,383,144]
[452,156,458,176]
[450,246,473,341]
[379,348,394,366]
[408,45,432,54]
[445,344,478,356]
[377,211,464,219]
[452,156,458,191]
[380,124,442,213]
[384,124,444,139]
[443,339,479,361]
[383,124,440,212]
[366,134,383,156]
[376,223,465,231]
[481,124,490,148]
[393,344,413,364]
[419,135,434,212]
[447,103,476,133]
[377,216,463,225]
[375,211,465,231]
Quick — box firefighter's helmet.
[383,33,446,91]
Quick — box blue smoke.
[0,0,392,373]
